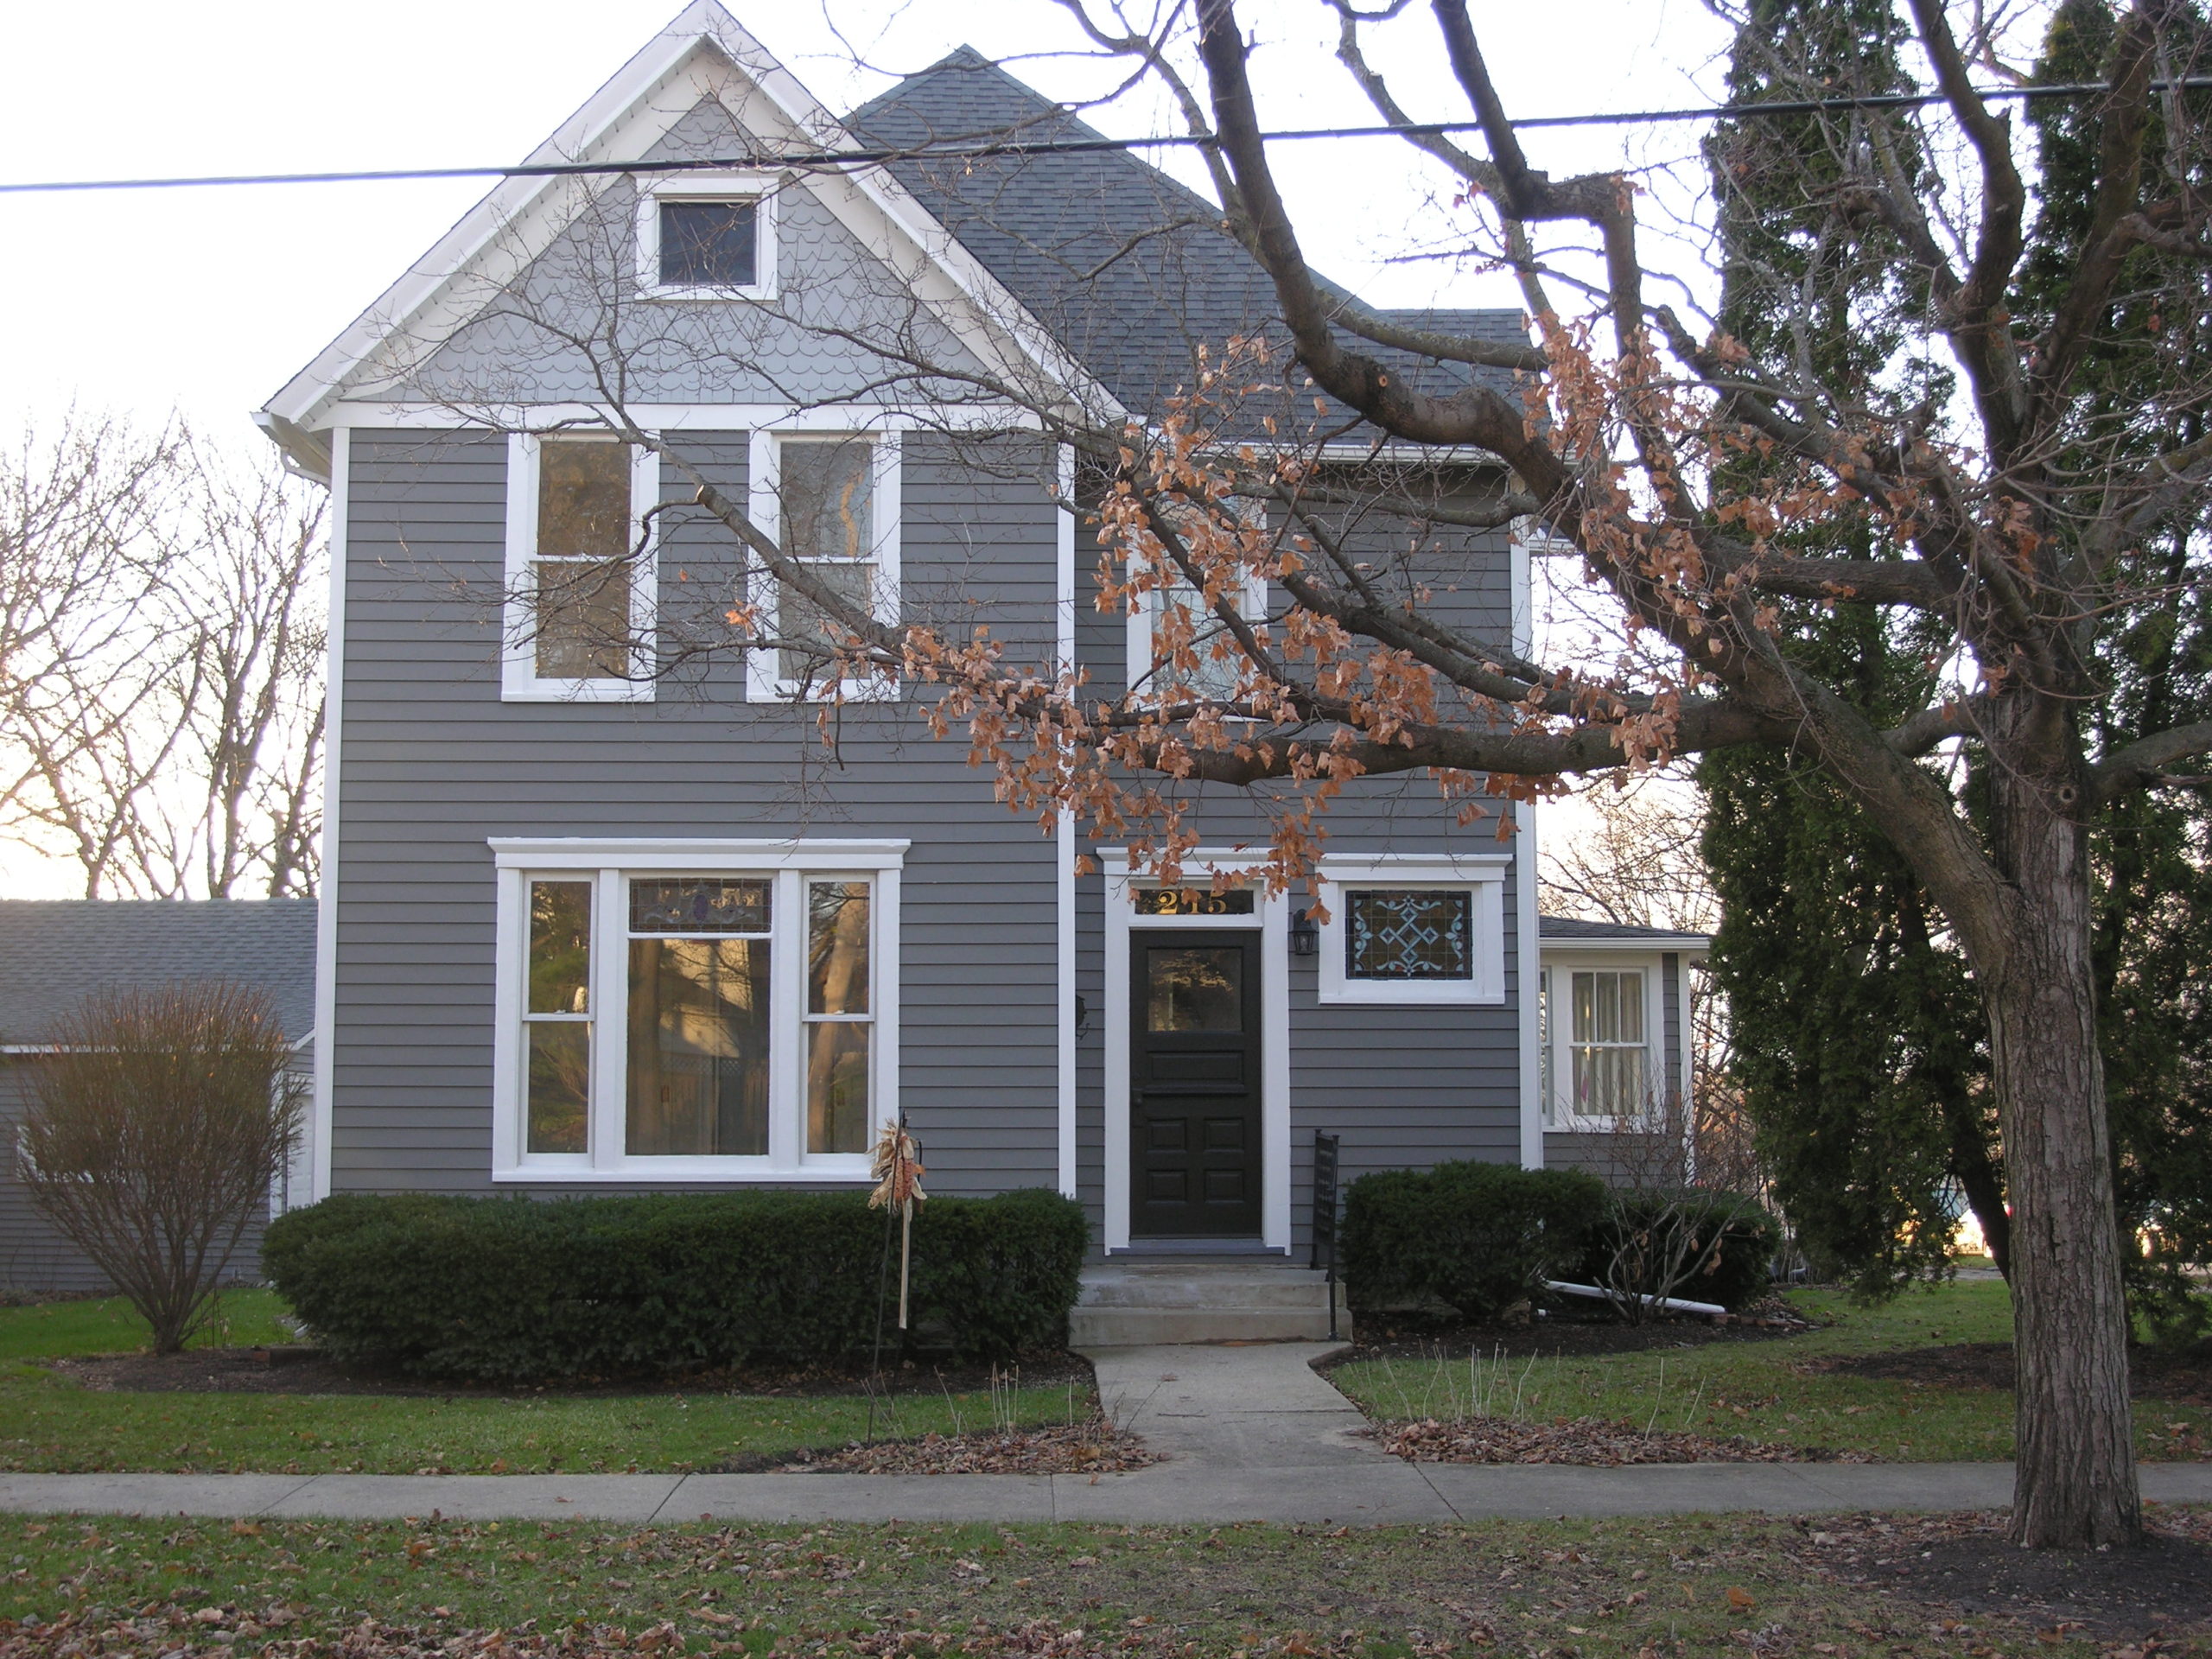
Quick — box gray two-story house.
[252,3,1701,1323]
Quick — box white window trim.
[634,171,779,302]
[1539,950,1665,1131]
[1100,849,1292,1255]
[745,426,903,702]
[488,836,906,1183]
[1123,550,1267,706]
[1313,854,1509,1006]
[501,433,658,702]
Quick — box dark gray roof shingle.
[1539,913,1708,943]
[850,48,1525,428]
[0,900,316,1046]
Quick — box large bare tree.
[0,417,325,899]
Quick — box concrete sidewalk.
[3,1341,2208,1526]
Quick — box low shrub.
[1340,1160,1608,1320]
[1579,1189,1778,1313]
[263,1186,1086,1382]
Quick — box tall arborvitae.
[1700,0,2212,1334]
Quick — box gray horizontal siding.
[332,430,1064,1201]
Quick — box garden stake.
[868,1118,926,1330]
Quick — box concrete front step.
[1071,1261,1351,1345]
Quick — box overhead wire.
[3,74,2211,197]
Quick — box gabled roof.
[257,8,1522,473]
[257,3,1109,476]
[0,900,317,1048]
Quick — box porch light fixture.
[1289,907,1320,957]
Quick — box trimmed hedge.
[263,1187,1087,1382]
[1340,1160,1608,1320]
[1578,1190,1779,1313]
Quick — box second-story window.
[502,434,657,702]
[747,429,901,701]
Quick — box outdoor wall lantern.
[1289,907,1320,957]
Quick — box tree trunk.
[1982,779,2140,1548]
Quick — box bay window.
[491,839,903,1179]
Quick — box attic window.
[658,200,756,289]
[636,174,777,300]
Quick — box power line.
[3,74,2208,197]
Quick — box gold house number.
[1134,887,1256,916]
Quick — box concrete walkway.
[3,1342,2209,1526]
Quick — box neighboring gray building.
[0,899,315,1294]
[251,3,1700,1268]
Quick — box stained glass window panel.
[1345,889,1472,981]
[629,877,770,935]
[626,938,772,1156]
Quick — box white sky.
[0,0,1732,897]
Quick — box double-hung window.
[747,429,900,700]
[1123,506,1266,705]
[492,839,904,1179]
[502,434,658,701]
[1313,855,1507,1006]
[1567,968,1649,1121]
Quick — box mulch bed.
[1818,1339,2212,1411]
[1781,1506,2212,1643]
[715,1418,1158,1476]
[43,1346,1096,1402]
[1329,1294,1820,1367]
[1371,1413,1866,1465]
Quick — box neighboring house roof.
[0,900,317,1048]
[850,46,1525,432]
[1539,913,1710,949]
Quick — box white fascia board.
[1540,933,1710,953]
[320,401,1046,433]
[257,5,1116,454]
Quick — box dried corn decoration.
[868,1119,926,1328]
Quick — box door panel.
[1132,930,1262,1236]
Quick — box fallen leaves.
[761,1419,1158,1477]
[1372,1414,1872,1465]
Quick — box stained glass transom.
[1344,888,1472,981]
[629,877,771,935]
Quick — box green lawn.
[0,1294,1091,1476]
[1330,1280,2212,1461]
[3,1510,2203,1656]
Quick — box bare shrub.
[18,982,302,1351]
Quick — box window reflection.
[1146,945,1243,1033]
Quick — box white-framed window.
[746,428,901,702]
[1123,534,1267,706]
[634,172,778,301]
[489,837,905,1181]
[501,432,658,702]
[1541,957,1662,1127]
[1313,855,1508,1006]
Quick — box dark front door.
[1132,930,1262,1236]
